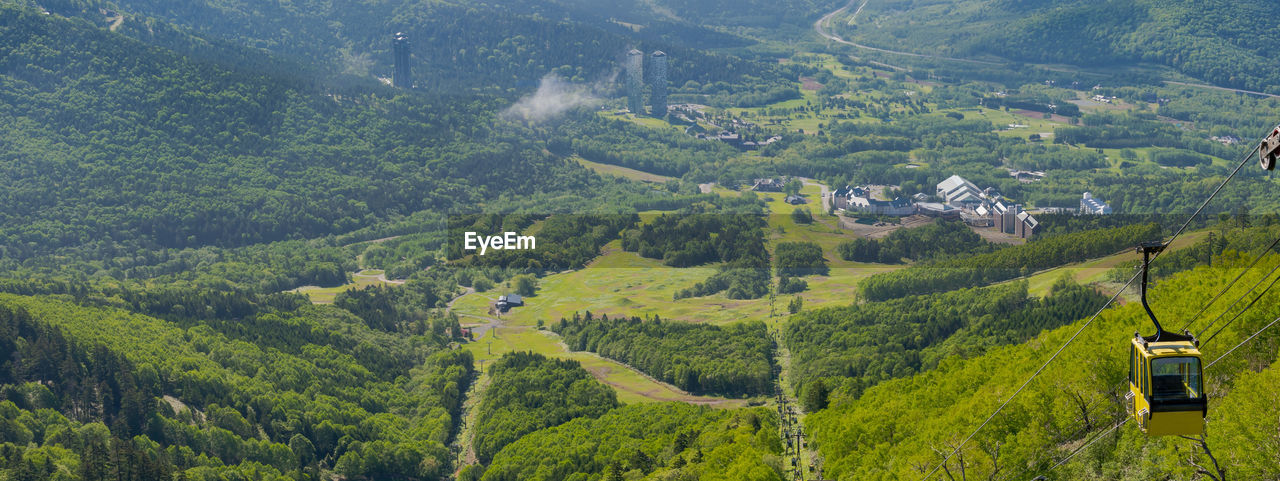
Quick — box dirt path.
[448,287,478,309]
[444,285,491,479]
[456,313,502,339]
[342,234,403,248]
[447,288,504,339]
[352,269,406,285]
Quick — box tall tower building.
[650,50,668,117]
[625,49,644,114]
[393,32,413,89]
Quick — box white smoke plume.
[501,74,602,123]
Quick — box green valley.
[4,0,1280,479]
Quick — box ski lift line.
[920,140,1264,481]
[1195,255,1280,341]
[1203,271,1280,346]
[1176,233,1280,333]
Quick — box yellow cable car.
[1127,242,1206,436]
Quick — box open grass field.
[596,110,682,130]
[290,269,395,304]
[756,183,824,215]
[446,180,908,329]
[574,156,675,183]
[452,244,735,325]
[451,237,900,329]
[958,106,1065,140]
[715,54,933,134]
[626,113,680,130]
[460,321,747,407]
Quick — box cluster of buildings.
[828,175,1058,239]
[1007,169,1046,183]
[832,186,913,216]
[700,132,783,150]
[625,49,669,117]
[1211,135,1242,146]
[749,173,1115,240]
[937,175,987,209]
[751,178,808,205]
[972,202,1039,238]
[675,106,781,150]
[936,175,1040,238]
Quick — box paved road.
[815,0,1280,100]
[446,287,506,339]
[797,177,831,212]
[1162,81,1280,99]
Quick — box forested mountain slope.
[0,292,472,479]
[479,404,784,481]
[787,279,1108,401]
[1,3,720,270]
[838,0,1280,93]
[805,253,1280,480]
[0,0,815,266]
[649,0,843,30]
[0,5,567,259]
[470,352,618,464]
[28,0,801,96]
[555,313,776,396]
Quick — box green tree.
[802,379,829,412]
[512,275,539,297]
[784,179,803,196]
[791,208,814,224]
[289,434,315,469]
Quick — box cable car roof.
[1132,338,1202,357]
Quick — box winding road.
[814,0,1001,67]
[814,0,1280,99]
[1162,81,1280,99]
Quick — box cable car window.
[1129,346,1136,385]
[1141,355,1148,395]
[1150,357,1202,400]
